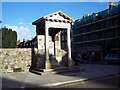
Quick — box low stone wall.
[0,48,68,73]
[0,48,31,73]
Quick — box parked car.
[104,54,120,64]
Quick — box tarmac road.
[54,74,120,88]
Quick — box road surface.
[54,74,120,88]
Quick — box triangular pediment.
[45,14,67,21]
[32,10,75,25]
[43,10,75,22]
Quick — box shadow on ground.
[1,48,120,89]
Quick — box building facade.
[17,36,37,48]
[72,2,120,61]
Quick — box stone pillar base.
[69,59,75,67]
[45,61,52,69]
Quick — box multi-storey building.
[72,2,120,61]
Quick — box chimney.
[109,2,115,8]
[83,14,86,18]
[92,12,96,15]
[18,39,20,42]
[23,39,25,42]
[87,13,90,16]
[17,39,20,45]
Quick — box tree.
[0,27,17,48]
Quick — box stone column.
[67,27,74,67]
[45,27,51,69]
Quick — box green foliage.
[0,27,17,48]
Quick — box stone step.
[29,69,41,75]
[41,68,85,75]
[33,68,44,72]
[34,67,69,72]
[30,66,85,75]
[34,66,81,72]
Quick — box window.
[111,29,116,37]
[65,35,67,40]
[62,43,64,49]
[61,30,64,33]
[71,38,73,42]
[64,42,67,49]
[62,35,64,40]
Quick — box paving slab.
[1,64,120,88]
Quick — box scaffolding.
[72,5,120,51]
[72,5,120,29]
